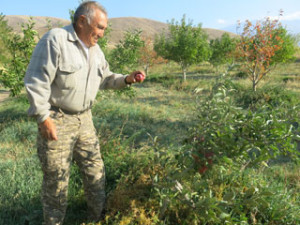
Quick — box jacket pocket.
[56,63,82,89]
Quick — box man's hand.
[38,117,58,141]
[125,71,146,84]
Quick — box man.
[24,1,145,224]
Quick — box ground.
[0,90,9,103]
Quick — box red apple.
[192,154,200,163]
[135,73,145,82]
[198,165,208,174]
[204,152,214,165]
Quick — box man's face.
[80,9,108,47]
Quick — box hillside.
[5,15,70,37]
[108,17,237,44]
[108,17,169,45]
[4,15,237,46]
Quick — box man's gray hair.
[73,1,107,25]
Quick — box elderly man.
[24,1,145,224]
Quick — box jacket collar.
[65,24,79,42]
[64,24,99,53]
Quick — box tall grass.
[0,80,197,224]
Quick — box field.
[0,62,299,224]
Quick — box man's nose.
[98,31,104,38]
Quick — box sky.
[1,0,300,33]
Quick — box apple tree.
[109,29,145,74]
[0,17,38,96]
[139,37,167,76]
[236,16,297,91]
[209,33,237,70]
[0,14,13,65]
[154,15,211,81]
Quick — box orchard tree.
[97,25,111,53]
[209,33,237,70]
[236,15,297,91]
[0,18,38,96]
[154,15,211,81]
[0,14,13,65]
[109,29,144,74]
[139,37,167,76]
[270,26,297,63]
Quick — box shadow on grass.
[92,107,193,147]
[147,73,217,83]
[0,197,43,225]
[0,161,92,225]
[0,107,28,123]
[0,156,43,225]
[0,95,29,125]
[93,85,196,147]
[0,193,90,225]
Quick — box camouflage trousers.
[37,109,105,225]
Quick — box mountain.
[109,17,237,46]
[4,15,237,46]
[108,17,168,46]
[5,15,70,35]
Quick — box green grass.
[0,81,198,224]
[0,62,299,224]
[93,83,196,147]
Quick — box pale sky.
[1,0,300,33]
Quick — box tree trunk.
[182,67,187,81]
[253,79,257,92]
[145,65,149,76]
[251,70,257,92]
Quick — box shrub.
[0,18,38,96]
[235,84,299,109]
[190,76,299,167]
[149,76,300,224]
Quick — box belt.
[50,106,90,115]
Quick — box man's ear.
[78,15,87,28]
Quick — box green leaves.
[191,75,300,169]
[154,15,211,81]
[209,33,237,67]
[236,16,297,91]
[0,17,38,96]
[0,14,13,64]
[109,29,144,74]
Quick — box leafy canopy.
[0,14,13,65]
[154,15,211,80]
[0,17,38,96]
[109,29,145,74]
[209,33,237,67]
[236,14,297,91]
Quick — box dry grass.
[0,90,10,103]
[286,78,300,93]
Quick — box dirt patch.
[0,90,10,103]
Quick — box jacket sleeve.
[24,38,59,123]
[99,54,128,90]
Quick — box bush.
[191,77,299,166]
[102,76,300,224]
[147,76,300,224]
[235,71,248,79]
[235,84,299,109]
[0,18,38,96]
